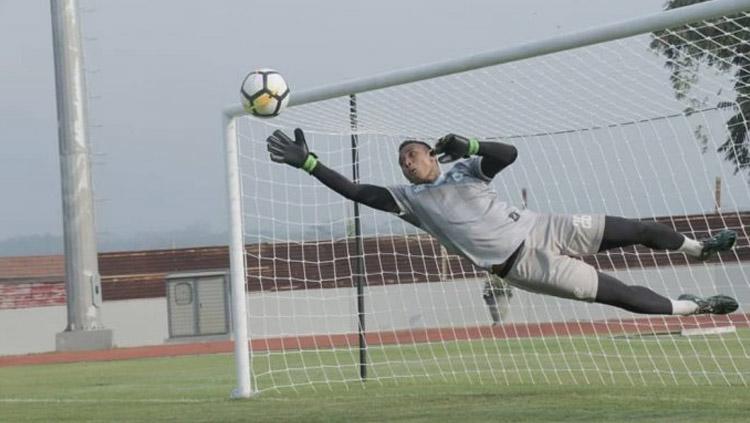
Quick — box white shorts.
[504,214,605,301]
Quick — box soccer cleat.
[678,294,739,315]
[698,229,737,260]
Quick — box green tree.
[650,0,750,177]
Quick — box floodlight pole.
[50,0,112,351]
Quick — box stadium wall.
[1,262,747,356]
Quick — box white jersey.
[387,157,536,270]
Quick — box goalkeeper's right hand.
[266,128,319,173]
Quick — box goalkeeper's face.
[398,142,440,184]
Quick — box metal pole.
[714,176,722,213]
[222,0,750,118]
[224,114,253,398]
[350,94,367,380]
[50,0,111,350]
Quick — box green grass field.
[2,330,750,422]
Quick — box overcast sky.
[1,0,673,254]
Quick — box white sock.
[677,236,703,258]
[671,299,699,315]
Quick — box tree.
[650,0,750,177]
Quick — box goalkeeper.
[266,129,739,316]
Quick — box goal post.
[224,0,750,117]
[223,114,253,398]
[223,0,750,397]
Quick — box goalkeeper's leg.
[594,272,738,315]
[504,245,738,315]
[504,214,738,315]
[597,216,736,260]
[595,272,683,315]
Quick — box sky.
[0,0,686,255]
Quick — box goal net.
[227,3,750,394]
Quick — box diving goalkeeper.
[266,129,739,316]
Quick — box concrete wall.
[0,298,168,356]
[247,262,750,336]
[2,263,747,356]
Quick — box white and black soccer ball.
[240,69,290,118]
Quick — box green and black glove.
[433,133,480,163]
[266,128,318,173]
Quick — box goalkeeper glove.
[434,133,480,163]
[266,128,318,173]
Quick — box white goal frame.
[222,0,750,398]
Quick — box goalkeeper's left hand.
[266,128,319,173]
[434,133,480,163]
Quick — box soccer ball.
[240,69,290,118]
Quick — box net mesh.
[233,13,750,392]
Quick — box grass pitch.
[2,330,749,422]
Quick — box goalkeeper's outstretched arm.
[311,163,400,213]
[266,128,400,214]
